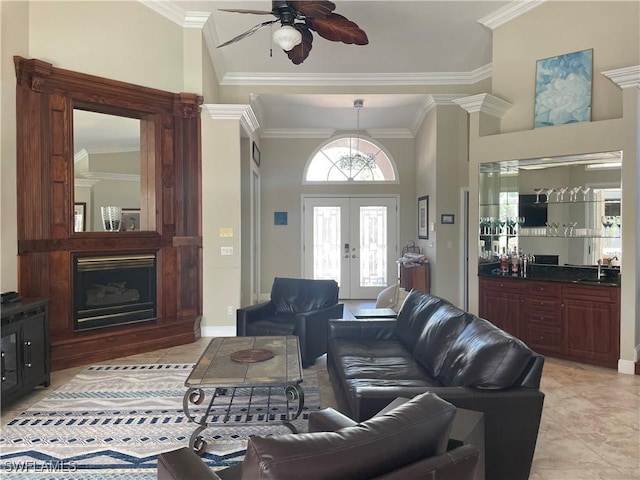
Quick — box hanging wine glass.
[581,186,591,201]
[533,188,544,204]
[498,216,507,235]
[569,221,578,237]
[557,186,568,202]
[543,187,555,203]
[506,217,516,235]
[569,186,581,202]
[614,216,621,236]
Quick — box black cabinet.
[1,298,50,407]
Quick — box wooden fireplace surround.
[14,56,203,370]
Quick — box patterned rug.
[0,364,320,479]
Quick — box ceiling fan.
[217,1,368,65]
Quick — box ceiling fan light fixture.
[272,25,302,51]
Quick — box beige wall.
[28,1,184,92]
[259,135,416,294]
[492,1,637,132]
[467,0,639,368]
[201,114,243,333]
[414,105,470,307]
[0,1,28,292]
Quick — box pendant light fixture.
[338,99,376,180]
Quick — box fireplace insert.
[73,253,157,331]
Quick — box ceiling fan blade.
[286,27,313,65]
[217,20,277,48]
[287,1,335,18]
[310,13,368,45]
[218,8,274,15]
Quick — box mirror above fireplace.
[73,109,143,232]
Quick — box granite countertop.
[478,263,621,287]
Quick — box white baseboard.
[618,359,636,375]
[200,325,235,337]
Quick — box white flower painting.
[534,49,593,128]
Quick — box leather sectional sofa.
[327,289,545,480]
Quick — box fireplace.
[73,254,157,331]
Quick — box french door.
[303,196,398,299]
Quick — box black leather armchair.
[157,392,480,480]
[236,277,343,368]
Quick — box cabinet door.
[1,323,21,395]
[20,313,49,387]
[562,298,619,367]
[480,290,522,337]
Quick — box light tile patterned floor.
[2,321,639,479]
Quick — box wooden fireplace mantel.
[14,56,203,370]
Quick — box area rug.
[0,363,320,479]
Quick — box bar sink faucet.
[597,259,605,279]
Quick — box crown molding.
[410,94,469,135]
[81,172,140,182]
[367,129,414,139]
[202,104,261,134]
[138,1,208,28]
[478,0,547,30]
[452,94,512,118]
[74,178,100,188]
[602,65,640,89]
[220,64,492,87]
[261,128,335,139]
[74,148,89,165]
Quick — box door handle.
[352,254,358,258]
[23,340,32,368]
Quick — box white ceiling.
[156,0,523,134]
[76,1,545,150]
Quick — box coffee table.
[183,335,304,455]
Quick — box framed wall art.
[121,208,140,231]
[418,196,429,239]
[534,48,593,128]
[74,202,86,232]
[441,214,455,224]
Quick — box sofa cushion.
[436,317,533,389]
[271,277,338,314]
[394,290,447,351]
[240,392,456,480]
[412,303,474,378]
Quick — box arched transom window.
[305,136,397,183]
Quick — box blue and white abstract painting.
[534,49,593,128]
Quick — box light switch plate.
[219,227,233,238]
[221,246,233,256]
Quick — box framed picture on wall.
[534,49,593,128]
[418,196,429,239]
[74,202,86,232]
[121,208,140,231]
[441,214,455,224]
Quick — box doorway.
[302,196,399,299]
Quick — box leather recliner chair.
[157,392,480,480]
[236,277,343,368]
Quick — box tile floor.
[2,320,639,479]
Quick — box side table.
[449,408,485,480]
[350,307,397,319]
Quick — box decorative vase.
[101,206,122,231]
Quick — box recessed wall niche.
[14,56,204,370]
